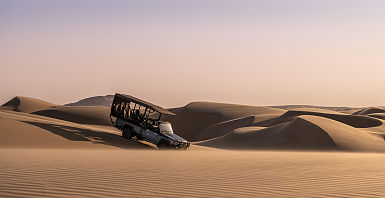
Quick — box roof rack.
[114,93,175,115]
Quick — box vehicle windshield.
[159,123,174,134]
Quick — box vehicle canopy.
[110,93,175,128]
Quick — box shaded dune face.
[0,111,151,149]
[32,106,111,126]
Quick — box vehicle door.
[141,129,161,144]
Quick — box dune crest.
[353,107,385,115]
[1,96,55,113]
[65,95,114,107]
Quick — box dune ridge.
[1,96,55,113]
[367,113,385,120]
[353,107,385,115]
[65,95,114,107]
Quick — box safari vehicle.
[110,93,190,149]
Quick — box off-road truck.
[110,93,190,149]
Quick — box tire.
[157,140,170,149]
[122,128,133,139]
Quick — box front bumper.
[177,142,190,149]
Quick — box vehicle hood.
[163,133,187,142]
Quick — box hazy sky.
[1,0,384,107]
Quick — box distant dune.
[1,96,385,152]
[1,96,55,113]
[353,107,385,115]
[271,105,363,113]
[65,95,114,107]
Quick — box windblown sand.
[1,149,385,197]
[2,96,385,197]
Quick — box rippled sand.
[1,149,385,197]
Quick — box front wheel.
[122,128,133,139]
[157,140,170,149]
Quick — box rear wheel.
[122,128,133,139]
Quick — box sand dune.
[0,109,207,150]
[198,116,337,150]
[197,109,385,151]
[303,115,385,151]
[0,96,112,126]
[0,110,149,149]
[271,104,363,113]
[1,96,55,113]
[2,96,385,197]
[33,106,111,125]
[1,96,385,152]
[166,102,285,140]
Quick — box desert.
[1,96,385,197]
[2,0,385,197]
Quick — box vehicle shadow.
[23,121,153,149]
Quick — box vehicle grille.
[178,142,190,149]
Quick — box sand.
[2,96,385,197]
[2,149,385,197]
